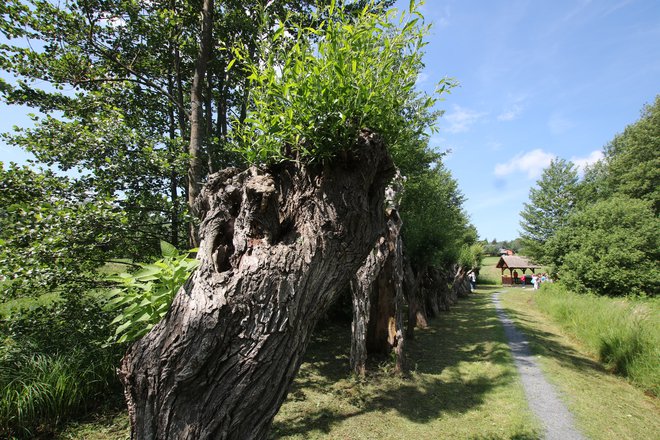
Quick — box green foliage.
[535,283,659,396]
[399,163,470,266]
[545,196,659,297]
[1,294,117,357]
[602,95,660,214]
[0,291,122,438]
[232,0,447,164]
[457,243,484,270]
[106,241,199,343]
[519,158,578,264]
[0,163,127,299]
[0,349,118,439]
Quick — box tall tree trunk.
[119,130,394,440]
[366,243,406,374]
[187,0,214,247]
[367,261,397,354]
[215,60,228,166]
[429,267,452,311]
[425,272,441,318]
[350,276,371,376]
[167,61,180,248]
[205,70,214,174]
[392,230,406,374]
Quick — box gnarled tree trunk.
[119,130,394,440]
[451,264,472,299]
[430,266,453,311]
[350,178,405,375]
[404,259,427,340]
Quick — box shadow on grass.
[272,293,522,438]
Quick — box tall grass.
[0,349,118,438]
[534,283,659,395]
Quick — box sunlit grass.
[272,290,540,439]
[0,351,119,439]
[478,256,502,286]
[57,290,540,439]
[500,287,660,440]
[533,284,659,395]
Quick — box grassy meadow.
[477,256,502,285]
[524,284,659,395]
[500,287,660,440]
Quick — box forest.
[0,0,658,438]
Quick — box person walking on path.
[492,291,586,440]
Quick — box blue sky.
[1,0,659,241]
[408,0,660,240]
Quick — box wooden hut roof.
[495,255,541,270]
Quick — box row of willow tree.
[0,1,483,438]
[519,96,659,297]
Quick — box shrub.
[546,196,659,296]
[535,283,659,395]
[0,294,122,438]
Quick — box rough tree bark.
[404,259,427,340]
[429,266,453,311]
[451,264,472,299]
[119,130,394,439]
[350,178,405,375]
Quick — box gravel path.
[492,291,586,440]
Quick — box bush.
[546,196,659,296]
[535,283,659,395]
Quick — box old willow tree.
[119,2,446,439]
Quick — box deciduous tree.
[519,158,579,264]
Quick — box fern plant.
[106,241,198,344]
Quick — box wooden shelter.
[496,255,542,285]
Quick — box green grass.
[56,288,540,439]
[478,256,502,286]
[531,283,659,395]
[271,288,539,439]
[0,350,119,439]
[500,287,660,440]
[0,293,59,319]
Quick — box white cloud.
[494,149,556,179]
[497,104,523,121]
[444,105,486,133]
[571,150,604,173]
